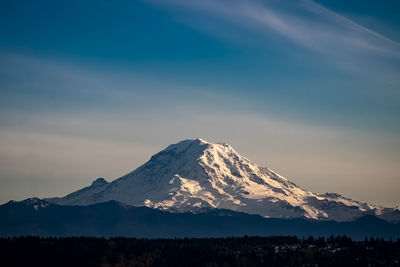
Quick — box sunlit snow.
[46,139,397,222]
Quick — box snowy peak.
[164,138,210,151]
[47,138,397,222]
[151,138,237,164]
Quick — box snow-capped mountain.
[46,138,399,222]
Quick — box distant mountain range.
[1,139,399,238]
[1,198,399,240]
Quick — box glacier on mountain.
[46,138,399,222]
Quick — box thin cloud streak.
[154,0,400,75]
[301,0,400,50]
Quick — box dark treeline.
[1,235,399,267]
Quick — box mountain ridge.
[1,198,399,239]
[45,138,399,222]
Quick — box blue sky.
[0,0,399,206]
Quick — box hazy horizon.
[0,0,399,207]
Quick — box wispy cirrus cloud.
[153,0,400,78]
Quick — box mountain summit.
[47,139,397,222]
